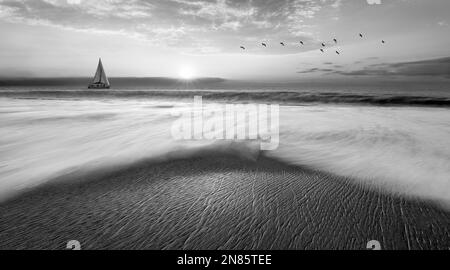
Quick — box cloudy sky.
[0,0,449,81]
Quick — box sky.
[0,0,449,81]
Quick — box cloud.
[297,57,450,78]
[175,0,256,20]
[0,0,343,54]
[297,67,334,74]
[66,0,81,4]
[367,0,382,5]
[336,57,450,78]
[438,21,449,27]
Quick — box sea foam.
[0,96,449,207]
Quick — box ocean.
[0,82,449,208]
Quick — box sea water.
[0,87,449,207]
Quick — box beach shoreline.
[0,152,448,250]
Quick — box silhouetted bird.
[262,43,267,47]
[280,42,285,46]
[322,43,326,47]
[320,49,324,53]
[300,41,304,45]
[333,38,337,43]
[359,33,363,38]
[336,51,340,55]
[382,40,386,44]
[240,46,246,50]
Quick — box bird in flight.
[240,46,246,50]
[321,43,326,47]
[320,49,324,53]
[300,41,304,45]
[335,51,340,55]
[280,42,285,46]
[333,38,337,44]
[382,40,386,44]
[359,33,363,38]
[262,43,267,47]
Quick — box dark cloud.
[336,57,450,78]
[297,68,334,74]
[297,57,450,78]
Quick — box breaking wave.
[1,89,450,106]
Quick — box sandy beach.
[0,151,448,250]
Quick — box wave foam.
[1,97,449,207]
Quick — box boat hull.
[88,83,110,89]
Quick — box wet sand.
[0,153,449,250]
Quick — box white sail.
[89,58,110,88]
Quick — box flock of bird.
[240,33,386,55]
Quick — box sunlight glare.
[179,66,196,80]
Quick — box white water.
[276,106,450,206]
[0,97,449,206]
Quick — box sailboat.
[88,58,110,89]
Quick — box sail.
[91,58,110,87]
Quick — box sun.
[178,66,196,80]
